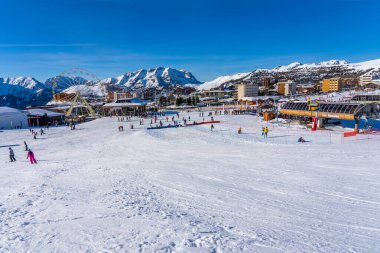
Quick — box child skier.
[9,147,16,162]
[26,149,37,164]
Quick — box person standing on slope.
[26,149,37,164]
[24,141,28,151]
[9,147,16,162]
[211,124,214,131]
[264,127,269,138]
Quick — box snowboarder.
[24,141,28,151]
[298,137,306,143]
[9,147,16,162]
[26,149,37,164]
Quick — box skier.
[238,127,242,134]
[211,124,214,131]
[26,149,37,164]
[40,128,44,136]
[9,147,16,162]
[24,141,28,151]
[33,132,37,140]
[264,127,269,138]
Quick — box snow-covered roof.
[27,109,65,117]
[0,106,26,115]
[103,102,146,107]
[103,98,147,107]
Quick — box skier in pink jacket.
[27,149,37,164]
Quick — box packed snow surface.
[0,112,379,252]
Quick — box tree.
[191,96,196,105]
[176,97,184,106]
[159,96,166,105]
[195,96,200,104]
[186,97,192,105]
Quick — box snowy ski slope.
[0,112,379,252]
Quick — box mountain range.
[198,58,380,90]
[0,67,201,108]
[1,59,380,109]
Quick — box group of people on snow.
[8,143,37,164]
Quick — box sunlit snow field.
[0,112,379,252]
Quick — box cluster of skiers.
[113,110,312,145]
[8,141,37,164]
[117,117,131,122]
[29,128,46,139]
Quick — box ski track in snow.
[0,112,379,252]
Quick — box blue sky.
[0,0,380,82]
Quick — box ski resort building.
[27,109,65,127]
[106,92,134,102]
[359,70,380,86]
[236,83,259,100]
[102,98,147,116]
[279,101,380,130]
[277,81,297,96]
[200,90,234,101]
[0,106,28,130]
[351,94,380,102]
[322,78,343,92]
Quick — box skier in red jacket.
[27,149,37,164]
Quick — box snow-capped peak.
[101,67,201,89]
